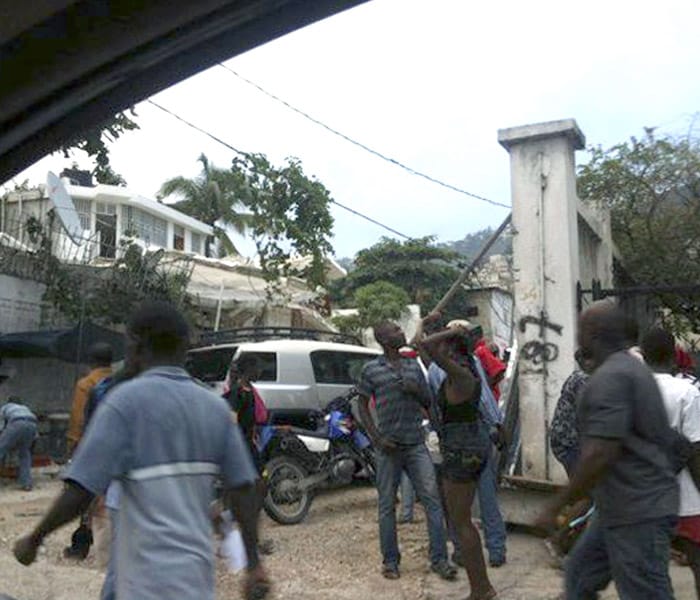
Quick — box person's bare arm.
[409,312,442,346]
[537,437,621,530]
[14,481,94,565]
[226,483,271,599]
[490,370,506,387]
[419,329,478,400]
[227,484,260,569]
[358,394,395,452]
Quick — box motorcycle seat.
[287,425,330,439]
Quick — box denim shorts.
[439,421,490,482]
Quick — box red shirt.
[474,339,506,401]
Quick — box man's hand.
[534,505,560,535]
[243,563,271,600]
[493,425,509,451]
[13,533,41,566]
[375,437,398,454]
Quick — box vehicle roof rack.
[194,327,361,348]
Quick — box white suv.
[186,339,380,411]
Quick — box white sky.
[10,0,700,258]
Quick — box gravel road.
[0,476,694,599]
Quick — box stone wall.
[0,274,46,333]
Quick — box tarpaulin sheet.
[0,321,124,362]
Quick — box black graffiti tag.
[518,312,563,337]
[521,340,559,365]
[519,311,562,365]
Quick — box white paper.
[221,525,248,572]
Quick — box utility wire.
[148,100,247,156]
[217,63,511,210]
[330,200,410,239]
[147,99,413,239]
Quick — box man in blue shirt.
[14,302,270,600]
[0,397,37,491]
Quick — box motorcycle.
[258,388,375,525]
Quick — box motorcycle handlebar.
[322,387,359,415]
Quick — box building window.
[173,225,185,251]
[96,202,116,216]
[74,198,92,231]
[121,206,167,247]
[190,232,202,255]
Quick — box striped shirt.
[358,355,431,445]
[1,402,37,426]
[65,366,257,600]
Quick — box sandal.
[382,564,400,579]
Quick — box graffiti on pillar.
[519,311,562,368]
[518,313,563,337]
[521,340,559,364]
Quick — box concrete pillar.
[498,119,585,483]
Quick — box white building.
[1,177,212,260]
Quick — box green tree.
[333,280,410,336]
[330,237,472,321]
[25,217,192,325]
[578,129,700,333]
[59,110,139,185]
[158,153,253,256]
[228,153,335,291]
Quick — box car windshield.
[185,346,237,382]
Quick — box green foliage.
[159,153,252,256]
[332,280,409,337]
[59,110,138,185]
[355,280,410,323]
[29,218,192,325]
[578,130,700,333]
[229,154,335,291]
[160,153,335,292]
[330,237,472,321]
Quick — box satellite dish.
[47,171,83,244]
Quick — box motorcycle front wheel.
[262,456,313,525]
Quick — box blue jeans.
[565,514,676,599]
[399,472,415,520]
[100,508,118,600]
[376,443,448,567]
[476,452,507,561]
[0,420,36,488]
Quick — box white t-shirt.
[654,373,700,517]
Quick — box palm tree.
[158,153,251,256]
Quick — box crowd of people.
[545,302,700,599]
[357,315,508,599]
[3,298,700,599]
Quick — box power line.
[217,63,511,210]
[147,99,413,239]
[148,100,247,156]
[330,200,410,239]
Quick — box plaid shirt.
[358,355,431,445]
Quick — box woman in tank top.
[419,323,496,600]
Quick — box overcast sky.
[11,0,700,258]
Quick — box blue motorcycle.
[258,388,375,525]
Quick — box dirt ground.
[0,474,694,600]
